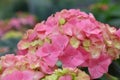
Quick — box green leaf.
[98,74,118,80]
[108,19,120,28]
[108,62,120,78]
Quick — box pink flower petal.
[115,29,120,38]
[43,55,58,67]
[60,45,85,68]
[40,61,54,74]
[88,54,112,79]
[59,75,72,80]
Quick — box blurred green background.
[0,0,120,26]
[1,0,120,54]
[0,0,120,80]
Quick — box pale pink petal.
[50,34,69,51]
[88,54,112,79]
[40,61,54,74]
[43,55,58,67]
[60,45,85,68]
[59,75,72,80]
[62,23,73,36]
[36,43,61,58]
[115,29,120,38]
[22,71,34,80]
[33,72,44,80]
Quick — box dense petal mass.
[42,68,90,80]
[50,34,69,51]
[1,54,18,68]
[1,70,34,80]
[14,9,120,79]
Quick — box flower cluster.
[0,13,36,38]
[0,54,52,80]
[9,12,36,29]
[1,9,120,79]
[42,68,90,80]
[17,9,120,79]
[0,54,90,80]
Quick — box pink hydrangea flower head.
[0,54,18,68]
[16,9,120,79]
